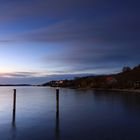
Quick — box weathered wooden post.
[56,89,59,114]
[12,89,16,125]
[56,89,60,139]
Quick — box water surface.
[0,86,140,140]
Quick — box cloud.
[41,41,140,74]
[0,72,44,78]
[16,9,139,44]
[0,72,93,84]
[0,0,96,21]
[1,0,139,45]
[0,40,11,43]
[19,20,97,42]
[0,0,139,20]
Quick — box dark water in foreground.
[0,86,140,140]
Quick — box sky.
[0,0,140,84]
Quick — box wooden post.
[12,89,16,125]
[56,89,60,139]
[56,89,59,114]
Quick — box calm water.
[0,86,140,140]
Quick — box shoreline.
[52,86,140,93]
[0,85,140,93]
[44,85,140,93]
[93,88,140,93]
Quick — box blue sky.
[0,0,140,84]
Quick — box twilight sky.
[0,0,140,84]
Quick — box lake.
[0,86,140,140]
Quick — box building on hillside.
[106,77,117,85]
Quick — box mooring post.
[56,89,59,114]
[12,89,16,125]
[56,89,60,139]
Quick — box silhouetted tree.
[122,66,131,73]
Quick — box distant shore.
[45,85,140,93]
[93,88,140,93]
[40,84,140,93]
[68,87,140,93]
[0,84,31,86]
[0,84,140,93]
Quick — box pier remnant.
[12,89,16,125]
[56,89,59,114]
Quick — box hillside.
[42,64,140,89]
[115,65,140,81]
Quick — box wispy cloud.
[0,71,46,78]
[0,72,93,84]
[19,20,97,42]
[1,0,139,45]
[0,0,96,22]
[41,41,140,74]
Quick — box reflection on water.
[12,110,16,128]
[55,103,60,140]
[55,89,60,140]
[0,87,140,140]
[11,122,17,140]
